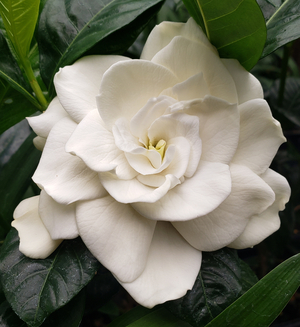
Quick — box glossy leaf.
[0,0,40,60]
[262,0,300,57]
[205,253,300,327]
[0,301,27,327]
[108,306,192,327]
[0,131,40,239]
[182,0,267,71]
[38,0,164,96]
[166,248,258,327]
[0,228,101,327]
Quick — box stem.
[277,43,292,107]
[22,58,48,110]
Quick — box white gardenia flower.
[12,18,290,308]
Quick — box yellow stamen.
[148,139,166,158]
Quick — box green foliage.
[0,301,27,327]
[0,229,101,327]
[166,248,258,327]
[0,0,40,60]
[262,0,300,57]
[181,0,267,71]
[38,0,165,97]
[0,131,40,238]
[205,252,300,327]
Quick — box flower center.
[148,139,166,159]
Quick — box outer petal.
[27,97,69,139]
[97,60,179,130]
[39,190,79,240]
[12,196,62,258]
[132,161,231,221]
[222,59,263,104]
[141,18,217,61]
[118,222,202,308]
[232,99,286,175]
[151,36,238,104]
[229,169,291,249]
[76,196,156,283]
[173,164,275,251]
[33,117,106,205]
[66,110,137,179]
[55,55,130,123]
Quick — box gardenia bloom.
[13,18,290,308]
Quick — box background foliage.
[0,0,300,326]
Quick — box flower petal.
[173,164,275,251]
[39,190,78,240]
[232,99,286,174]
[132,161,231,221]
[118,222,202,308]
[55,55,130,123]
[222,59,263,104]
[65,110,137,179]
[229,169,291,249]
[151,36,238,104]
[33,136,46,151]
[33,117,106,204]
[99,173,180,204]
[76,196,156,282]
[12,196,62,258]
[141,18,217,61]
[27,97,69,139]
[97,60,179,130]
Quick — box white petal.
[100,172,180,204]
[39,190,78,240]
[173,164,275,251]
[229,169,291,249]
[151,36,238,104]
[33,117,106,204]
[141,18,216,61]
[65,110,137,179]
[55,55,130,123]
[232,99,286,174]
[148,113,201,177]
[12,196,62,259]
[76,196,156,282]
[33,136,46,151]
[118,222,202,308]
[97,60,179,130]
[132,161,231,221]
[222,59,263,104]
[27,97,69,138]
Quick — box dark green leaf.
[262,0,300,58]
[0,83,41,134]
[166,248,258,327]
[0,132,40,238]
[0,228,101,327]
[0,301,27,327]
[38,0,164,96]
[267,77,300,127]
[40,291,85,327]
[109,306,192,327]
[205,252,300,327]
[0,0,40,59]
[182,0,267,71]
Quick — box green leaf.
[182,0,267,71]
[109,306,192,327]
[166,248,258,327]
[204,252,300,327]
[0,22,41,109]
[0,301,27,327]
[38,0,165,96]
[0,132,40,238]
[262,0,300,57]
[0,0,40,60]
[0,228,101,327]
